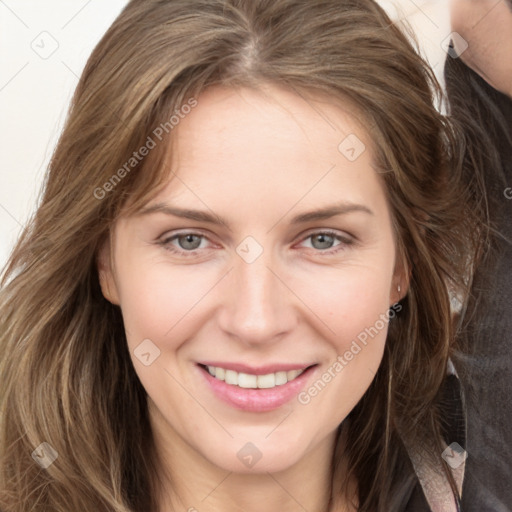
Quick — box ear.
[391,245,411,306]
[96,235,120,305]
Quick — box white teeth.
[225,369,238,385]
[287,370,301,380]
[257,373,275,388]
[275,371,288,386]
[205,365,306,389]
[238,372,258,388]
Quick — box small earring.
[397,284,401,295]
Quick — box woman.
[0,0,481,510]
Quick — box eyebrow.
[137,201,374,226]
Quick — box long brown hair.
[0,1,481,510]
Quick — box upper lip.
[198,362,316,375]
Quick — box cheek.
[295,273,391,438]
[326,282,389,381]
[114,260,210,423]
[293,261,394,395]
[291,262,393,344]
[115,255,210,349]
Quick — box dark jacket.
[401,360,466,512]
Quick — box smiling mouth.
[199,364,315,389]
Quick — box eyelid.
[157,228,355,256]
[158,229,216,252]
[298,227,354,242]
[294,228,354,251]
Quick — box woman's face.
[99,84,403,474]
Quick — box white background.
[0,0,452,269]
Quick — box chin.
[200,431,311,474]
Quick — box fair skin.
[99,84,405,512]
[451,0,512,98]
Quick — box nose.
[217,247,298,347]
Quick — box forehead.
[174,84,369,164]
[128,84,392,234]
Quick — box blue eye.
[173,233,203,250]
[158,229,353,257]
[306,232,338,250]
[160,232,208,255]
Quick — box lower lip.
[199,365,316,412]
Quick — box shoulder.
[402,359,466,512]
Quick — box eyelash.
[157,229,354,257]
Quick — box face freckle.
[101,83,403,476]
